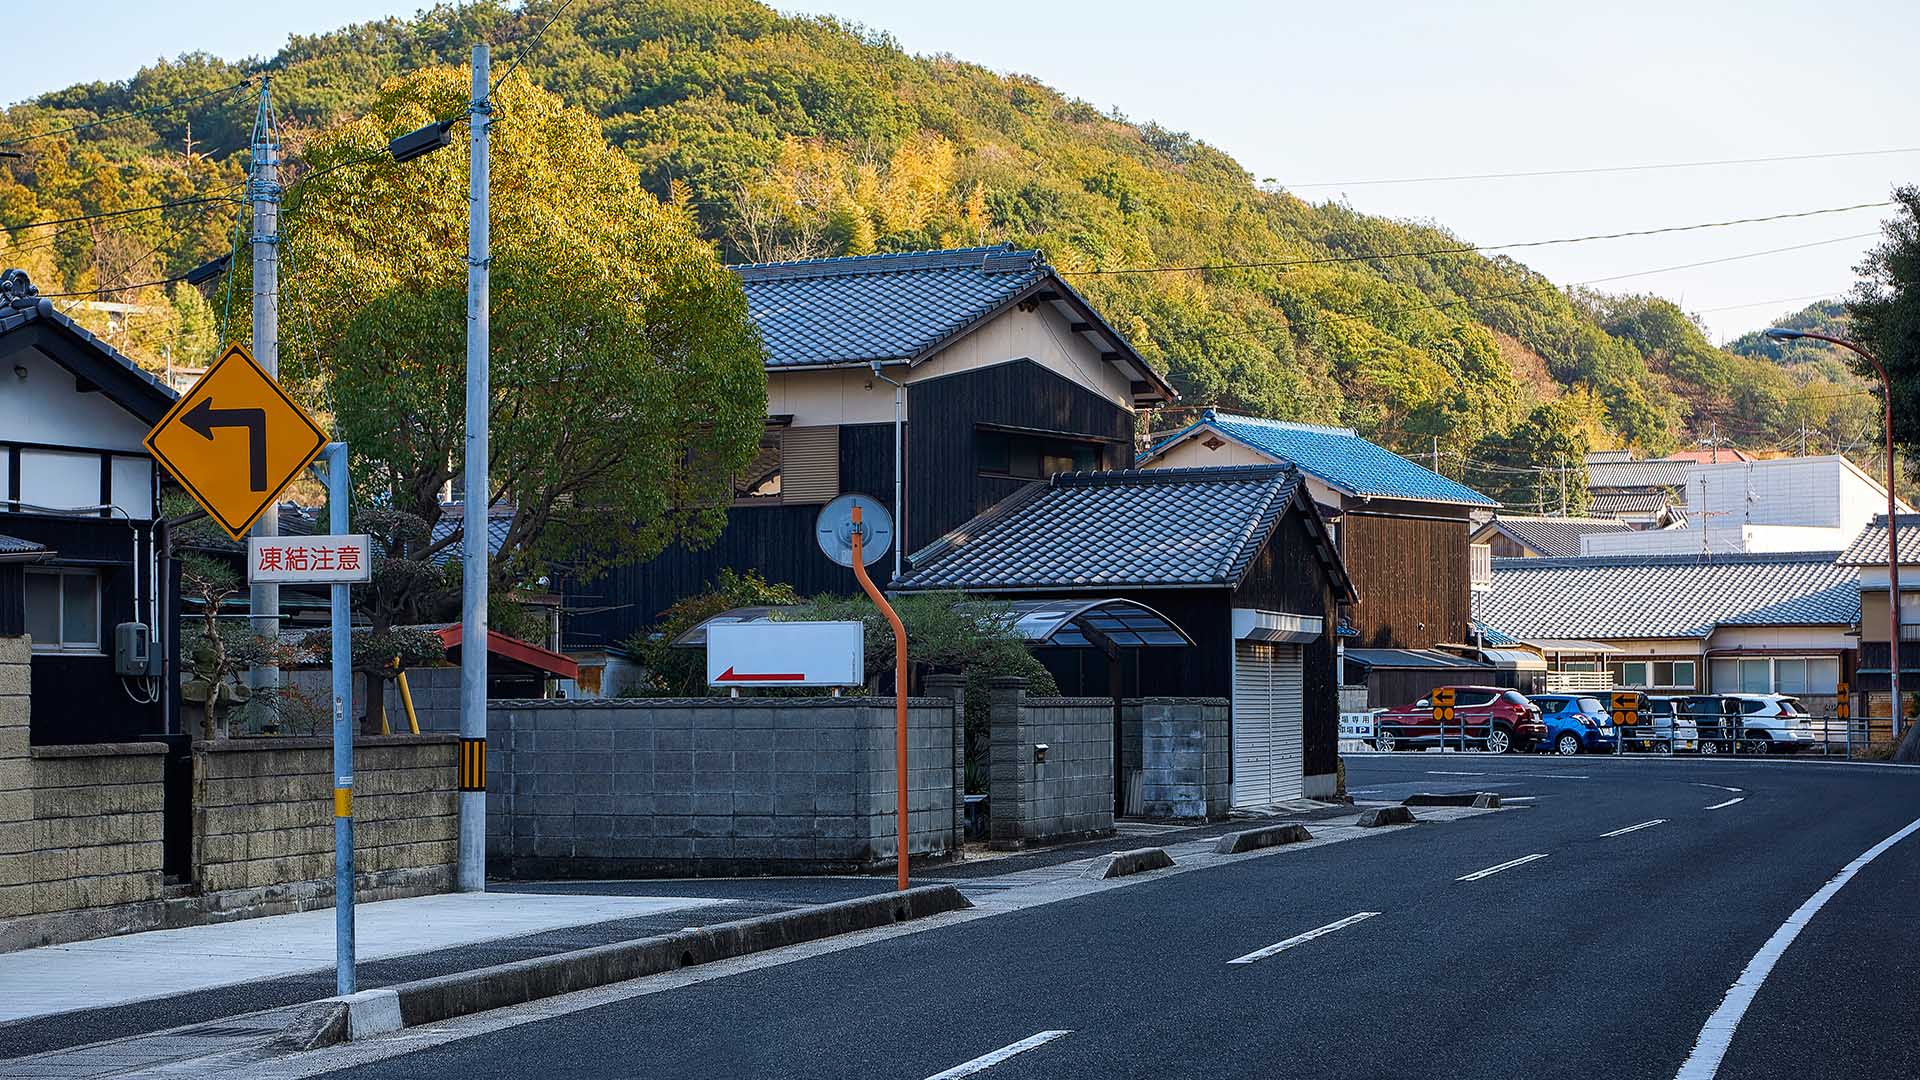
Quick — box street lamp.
[1764,327,1903,739]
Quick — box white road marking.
[1674,814,1920,1079]
[1427,770,1486,776]
[1501,796,1539,801]
[1227,912,1382,964]
[1705,797,1745,810]
[925,1031,1074,1079]
[1456,853,1549,881]
[1601,819,1666,838]
[1694,783,1744,793]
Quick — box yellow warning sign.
[144,342,327,540]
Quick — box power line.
[489,0,582,98]
[1070,200,1894,276]
[1274,146,1920,189]
[0,195,236,259]
[4,191,240,236]
[0,79,254,148]
[38,270,195,298]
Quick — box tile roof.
[1837,514,1920,567]
[1587,458,1690,490]
[1142,410,1497,507]
[1474,551,1859,641]
[734,245,1048,369]
[1480,515,1636,557]
[1588,491,1674,516]
[897,465,1353,597]
[1,275,179,413]
[0,534,51,559]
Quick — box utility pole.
[458,45,492,893]
[248,79,281,699]
[1431,436,1440,475]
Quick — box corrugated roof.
[1837,514,1920,567]
[0,534,51,559]
[897,465,1352,596]
[1475,551,1858,641]
[1142,410,1497,507]
[1587,458,1689,490]
[1480,515,1636,557]
[1344,648,1492,670]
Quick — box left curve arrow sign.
[181,399,269,491]
[714,665,806,683]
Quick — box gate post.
[988,677,1027,848]
[924,673,968,852]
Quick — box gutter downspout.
[871,361,905,582]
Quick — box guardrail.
[1359,713,1893,760]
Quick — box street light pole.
[1765,328,1902,739]
[458,44,492,892]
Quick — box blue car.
[1527,694,1619,755]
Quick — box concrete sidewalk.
[0,891,727,1024]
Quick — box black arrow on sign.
[181,399,269,491]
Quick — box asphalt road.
[313,753,1919,1080]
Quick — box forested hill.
[0,0,1876,494]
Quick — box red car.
[1372,686,1545,754]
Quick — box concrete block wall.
[14,744,167,919]
[1126,698,1230,821]
[192,735,458,899]
[987,678,1114,848]
[0,635,30,920]
[485,697,961,878]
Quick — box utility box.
[114,621,153,677]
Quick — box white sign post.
[706,621,865,688]
[246,534,374,583]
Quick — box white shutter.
[1270,645,1305,801]
[1233,641,1275,809]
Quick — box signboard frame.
[706,620,867,688]
[247,534,375,584]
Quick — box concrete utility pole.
[458,45,492,892]
[248,79,281,697]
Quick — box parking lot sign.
[1431,687,1455,725]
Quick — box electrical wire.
[4,191,241,235]
[1070,200,1895,276]
[489,0,582,98]
[1274,146,1920,189]
[0,78,255,148]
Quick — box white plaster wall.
[1147,437,1273,470]
[1709,625,1855,652]
[765,367,897,427]
[0,346,152,453]
[912,305,1134,407]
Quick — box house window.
[1610,660,1696,689]
[1707,656,1838,695]
[24,569,102,653]
[729,426,839,507]
[734,432,783,501]
[975,429,1102,480]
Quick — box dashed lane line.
[1600,819,1666,838]
[1704,797,1745,810]
[1694,783,1744,793]
[924,1031,1073,1079]
[1675,814,1920,1079]
[1456,854,1549,882]
[1227,912,1381,964]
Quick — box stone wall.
[192,735,458,903]
[987,679,1114,848]
[486,697,962,877]
[1124,698,1230,821]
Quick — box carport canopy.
[669,598,1193,653]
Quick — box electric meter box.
[114,622,154,677]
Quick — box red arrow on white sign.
[713,665,806,683]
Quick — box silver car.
[1631,694,1698,754]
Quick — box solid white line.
[1501,796,1539,801]
[1674,814,1920,1079]
[925,1031,1073,1079]
[1427,770,1486,776]
[1456,853,1549,881]
[1694,783,1744,793]
[1705,797,1745,810]
[1601,819,1667,837]
[1227,912,1382,964]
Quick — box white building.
[1581,456,1906,557]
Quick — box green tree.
[1849,187,1920,460]
[1471,394,1606,513]
[282,64,768,658]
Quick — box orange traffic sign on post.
[144,342,328,540]
[1431,687,1455,725]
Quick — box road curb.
[1357,806,1417,827]
[1083,847,1176,879]
[1213,823,1313,854]
[1403,791,1501,808]
[331,884,969,1041]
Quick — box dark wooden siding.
[1481,531,1532,559]
[1234,509,1341,780]
[1339,506,1473,649]
[0,562,22,636]
[906,359,1135,552]
[563,424,895,650]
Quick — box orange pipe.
[850,505,909,892]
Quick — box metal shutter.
[1233,641,1275,809]
[780,426,840,504]
[1233,641,1305,808]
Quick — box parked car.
[1623,694,1699,754]
[1373,686,1545,754]
[1527,694,1619,755]
[1680,694,1817,754]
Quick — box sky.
[3,0,1916,342]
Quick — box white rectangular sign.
[1339,711,1378,740]
[707,620,865,688]
[247,534,374,584]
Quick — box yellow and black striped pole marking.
[459,738,487,792]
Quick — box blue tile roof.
[1474,552,1859,641]
[1143,410,1497,507]
[734,245,1050,368]
[897,465,1354,598]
